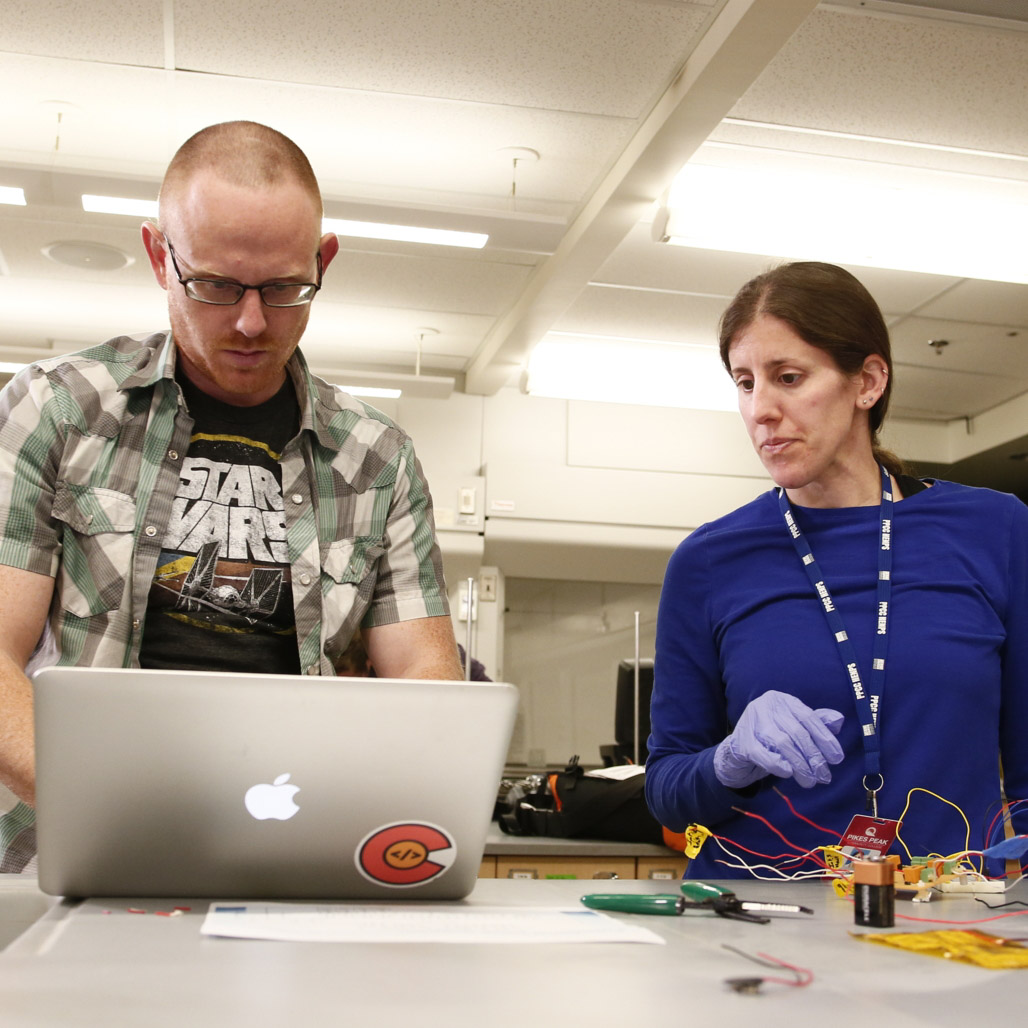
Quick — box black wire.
[722,944,783,970]
[721,944,813,993]
[974,896,1028,911]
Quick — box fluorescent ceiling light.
[82,194,158,218]
[337,385,402,399]
[656,157,1028,285]
[524,334,737,412]
[75,198,487,249]
[720,119,1028,165]
[322,217,487,249]
[321,368,455,400]
[0,362,27,375]
[0,187,26,206]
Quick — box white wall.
[504,578,659,767]
[398,386,772,583]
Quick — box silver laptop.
[32,666,518,900]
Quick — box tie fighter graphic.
[240,567,283,615]
[176,541,283,620]
[178,541,220,611]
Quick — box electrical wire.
[722,944,814,991]
[695,787,1019,885]
[730,805,827,858]
[708,835,838,881]
[772,786,842,837]
[713,857,834,882]
[894,908,1028,926]
[924,850,988,882]
[984,798,1028,852]
[894,788,972,866]
[975,896,1028,911]
[708,829,828,866]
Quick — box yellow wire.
[894,787,973,869]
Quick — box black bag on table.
[497,756,664,844]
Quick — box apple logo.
[244,773,301,821]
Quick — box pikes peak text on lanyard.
[777,466,894,815]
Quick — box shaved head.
[158,121,322,229]
[142,120,340,406]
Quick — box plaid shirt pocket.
[51,482,137,617]
[320,535,387,654]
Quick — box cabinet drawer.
[497,856,636,880]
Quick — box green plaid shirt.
[0,331,448,871]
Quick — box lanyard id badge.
[777,465,893,815]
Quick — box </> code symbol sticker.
[385,840,429,869]
[356,821,457,887]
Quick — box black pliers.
[680,881,814,924]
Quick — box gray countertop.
[2,875,1023,1027]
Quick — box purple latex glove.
[713,690,845,790]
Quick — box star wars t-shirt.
[139,372,301,674]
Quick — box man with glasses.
[0,121,462,872]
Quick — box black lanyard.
[777,466,893,815]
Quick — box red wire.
[773,787,842,838]
[724,946,815,988]
[711,832,830,869]
[710,794,1026,884]
[894,909,1028,925]
[755,952,814,987]
[731,805,821,856]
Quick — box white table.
[0,875,1023,1027]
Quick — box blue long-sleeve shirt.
[646,481,1028,879]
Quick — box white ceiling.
[1,0,1027,487]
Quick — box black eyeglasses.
[164,238,322,307]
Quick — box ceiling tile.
[594,224,773,296]
[554,284,727,345]
[596,227,967,317]
[731,7,1028,154]
[0,54,637,212]
[914,279,1028,326]
[173,0,710,118]
[709,120,1028,184]
[829,266,964,316]
[891,361,1028,418]
[302,302,495,368]
[0,0,165,66]
[324,249,533,316]
[0,211,152,285]
[890,315,1028,375]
